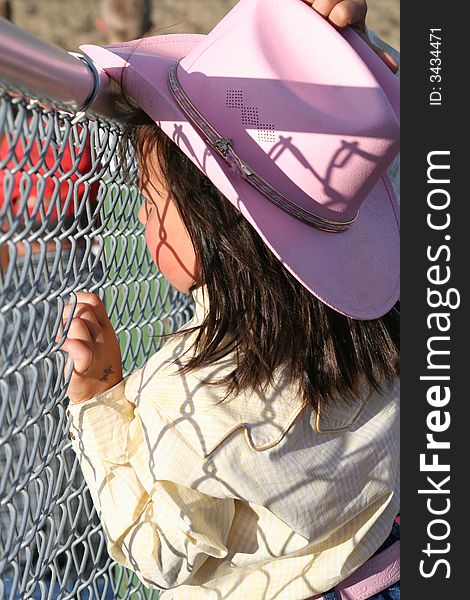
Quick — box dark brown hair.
[121,109,399,412]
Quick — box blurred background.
[2,0,399,52]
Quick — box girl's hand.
[58,292,123,404]
[303,0,367,31]
[302,0,399,74]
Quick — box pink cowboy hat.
[81,0,399,319]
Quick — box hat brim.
[81,31,399,320]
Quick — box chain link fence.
[0,82,194,598]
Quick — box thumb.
[61,338,93,375]
[373,48,399,74]
[353,28,399,74]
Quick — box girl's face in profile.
[137,155,198,294]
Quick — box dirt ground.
[8,0,399,52]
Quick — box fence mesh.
[0,88,194,599]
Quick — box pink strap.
[335,541,400,600]
[304,540,400,600]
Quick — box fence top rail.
[0,16,122,117]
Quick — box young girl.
[61,1,400,598]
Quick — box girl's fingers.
[374,49,399,74]
[63,302,100,324]
[329,0,367,30]
[353,28,400,73]
[73,292,110,328]
[306,0,367,32]
[62,301,103,339]
[60,337,93,375]
[311,0,344,18]
[65,316,93,343]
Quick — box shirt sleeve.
[66,380,235,590]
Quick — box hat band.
[168,62,357,233]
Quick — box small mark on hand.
[100,365,114,381]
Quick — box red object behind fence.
[0,124,99,222]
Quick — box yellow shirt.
[67,287,399,599]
